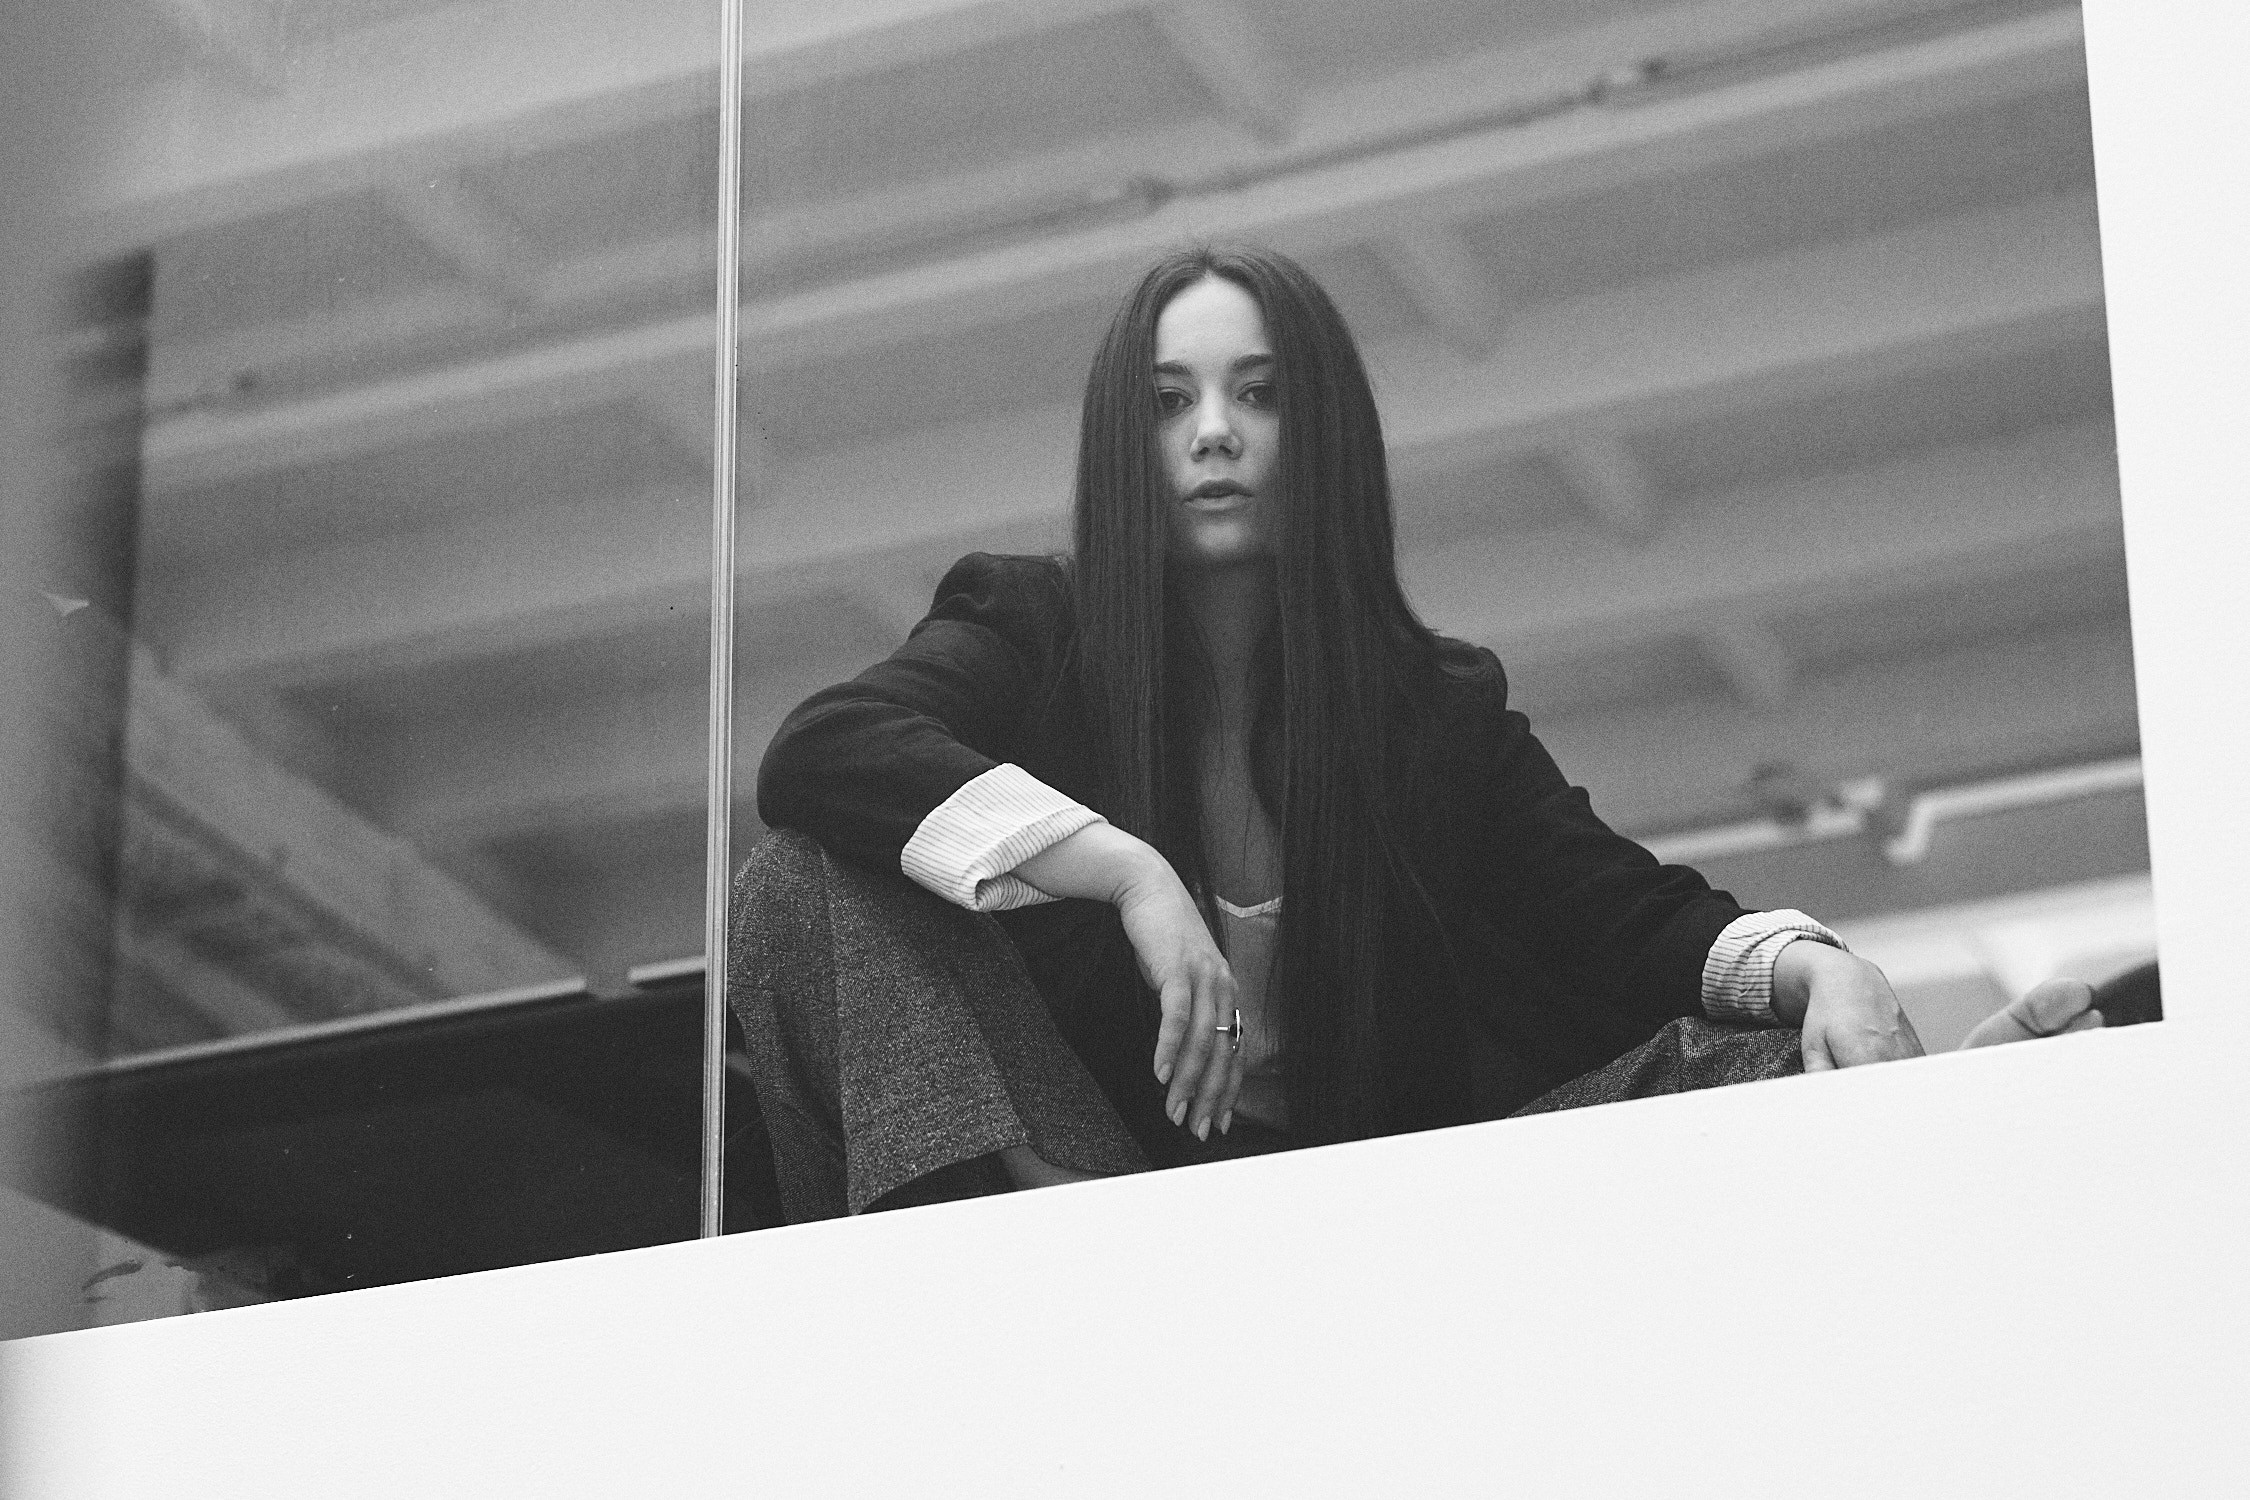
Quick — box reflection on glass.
[4,0,725,1329]
[722,0,2154,1229]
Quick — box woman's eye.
[1155,388,1191,415]
[1239,382,1275,408]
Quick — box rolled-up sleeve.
[900,763,1104,911]
[1699,909,1846,1024]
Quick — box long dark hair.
[1070,245,1444,1143]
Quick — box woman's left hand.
[1772,940,1924,1071]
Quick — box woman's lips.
[1185,481,1251,506]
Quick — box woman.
[734,246,2095,1221]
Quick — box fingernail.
[1195,1118,1210,1142]
[1169,1100,1186,1126]
[1219,1110,1232,1135]
[1156,1063,1172,1085]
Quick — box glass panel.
[2,0,725,1330]
[720,0,2151,1232]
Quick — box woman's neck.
[1174,561,1275,715]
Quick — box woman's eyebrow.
[1151,353,1275,377]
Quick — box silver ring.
[1215,1009,1243,1047]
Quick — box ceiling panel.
[1772,546,2133,675]
[741,10,1208,209]
[140,399,698,563]
[1459,81,2098,311]
[1301,240,1432,350]
[152,189,457,344]
[1635,336,2115,497]
[743,291,1113,450]
[291,0,475,41]
[1394,450,1588,547]
[1505,632,1726,721]
[464,112,718,263]
[1245,0,1673,92]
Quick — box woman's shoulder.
[1418,632,1511,718]
[925,552,1074,635]
[1400,634,1541,784]
[934,550,1070,590]
[932,551,1071,608]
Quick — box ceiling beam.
[147,0,287,96]
[1410,420,2123,666]
[150,402,1075,689]
[123,639,577,998]
[1372,227,1506,362]
[93,0,714,243]
[138,2,2088,485]
[96,0,1996,243]
[1550,437,1659,542]
[715,3,2087,372]
[373,647,859,852]
[1695,619,1797,713]
[1150,0,1297,145]
[141,195,2106,691]
[146,228,712,420]
[87,0,1157,245]
[147,0,2027,413]
[379,176,539,310]
[1381,189,2103,475]
[149,317,714,491]
[382,691,709,855]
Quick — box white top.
[1214,893,1288,1127]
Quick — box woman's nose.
[1190,400,1240,459]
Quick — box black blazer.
[758,553,1753,1164]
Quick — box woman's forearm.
[1021,821,1240,1132]
[1013,822,1177,906]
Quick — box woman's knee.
[729,830,839,1022]
[735,828,929,916]
[732,830,1027,1009]
[736,827,827,898]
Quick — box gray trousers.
[728,830,1802,1223]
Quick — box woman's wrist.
[1770,938,1858,1027]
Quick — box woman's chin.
[1173,550,1275,577]
[1168,524,1272,571]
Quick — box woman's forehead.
[1153,277,1270,364]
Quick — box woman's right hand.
[1014,823,1244,1139]
[1115,870,1244,1140]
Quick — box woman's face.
[1151,275,1280,570]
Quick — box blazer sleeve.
[1456,646,1749,1022]
[755,552,1072,878]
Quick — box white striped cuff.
[1701,909,1847,1025]
[899,763,1105,913]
